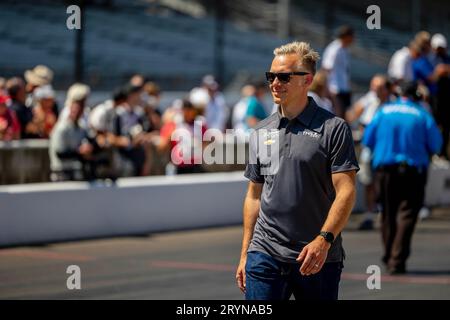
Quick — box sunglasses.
[265,71,310,84]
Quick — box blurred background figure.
[321,25,355,120]
[307,69,333,113]
[142,81,163,133]
[0,77,6,94]
[347,74,393,230]
[112,83,147,177]
[388,40,421,84]
[6,77,33,139]
[244,81,268,129]
[49,97,95,182]
[61,83,91,129]
[202,75,227,132]
[362,81,442,274]
[24,65,59,116]
[429,33,450,160]
[158,99,206,175]
[27,85,57,139]
[232,84,255,131]
[0,94,20,141]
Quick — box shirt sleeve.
[322,43,338,70]
[329,120,360,173]
[425,112,443,155]
[362,109,381,150]
[244,129,265,183]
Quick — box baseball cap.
[431,33,447,49]
[34,85,55,100]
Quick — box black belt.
[377,163,426,174]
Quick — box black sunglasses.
[265,71,310,84]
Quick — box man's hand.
[296,236,331,276]
[78,143,93,158]
[235,256,247,293]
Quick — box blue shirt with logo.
[362,98,442,169]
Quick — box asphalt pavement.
[0,208,449,300]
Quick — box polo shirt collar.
[276,97,318,128]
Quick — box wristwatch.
[319,231,335,244]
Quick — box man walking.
[236,41,359,300]
[362,82,442,274]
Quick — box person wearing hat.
[430,34,450,159]
[362,81,442,274]
[24,65,58,115]
[0,94,20,141]
[27,85,57,139]
[60,83,91,129]
[25,65,53,87]
[321,25,355,120]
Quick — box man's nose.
[271,76,282,87]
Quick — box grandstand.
[0,0,449,91]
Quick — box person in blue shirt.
[362,81,442,275]
[245,81,268,129]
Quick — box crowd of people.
[0,27,449,185]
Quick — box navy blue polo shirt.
[244,97,359,263]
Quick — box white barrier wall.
[0,172,248,247]
[1,167,449,247]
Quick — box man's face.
[69,101,84,121]
[374,82,389,102]
[0,103,7,116]
[39,97,54,110]
[269,54,311,107]
[342,35,354,47]
[127,91,141,107]
[183,107,196,124]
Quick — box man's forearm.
[240,196,260,259]
[321,184,356,237]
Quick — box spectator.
[112,84,147,176]
[0,94,20,141]
[27,85,57,139]
[49,99,95,181]
[347,75,392,230]
[142,81,163,132]
[202,75,227,132]
[346,74,392,126]
[414,31,432,58]
[412,33,449,99]
[158,99,206,174]
[308,70,333,113]
[61,83,91,128]
[388,40,422,83]
[244,81,268,129]
[430,34,450,159]
[0,77,6,94]
[362,81,442,274]
[6,77,33,139]
[322,25,355,119]
[24,65,58,116]
[232,84,255,131]
[130,74,146,88]
[89,86,127,135]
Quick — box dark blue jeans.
[245,251,343,300]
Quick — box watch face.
[321,231,334,243]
